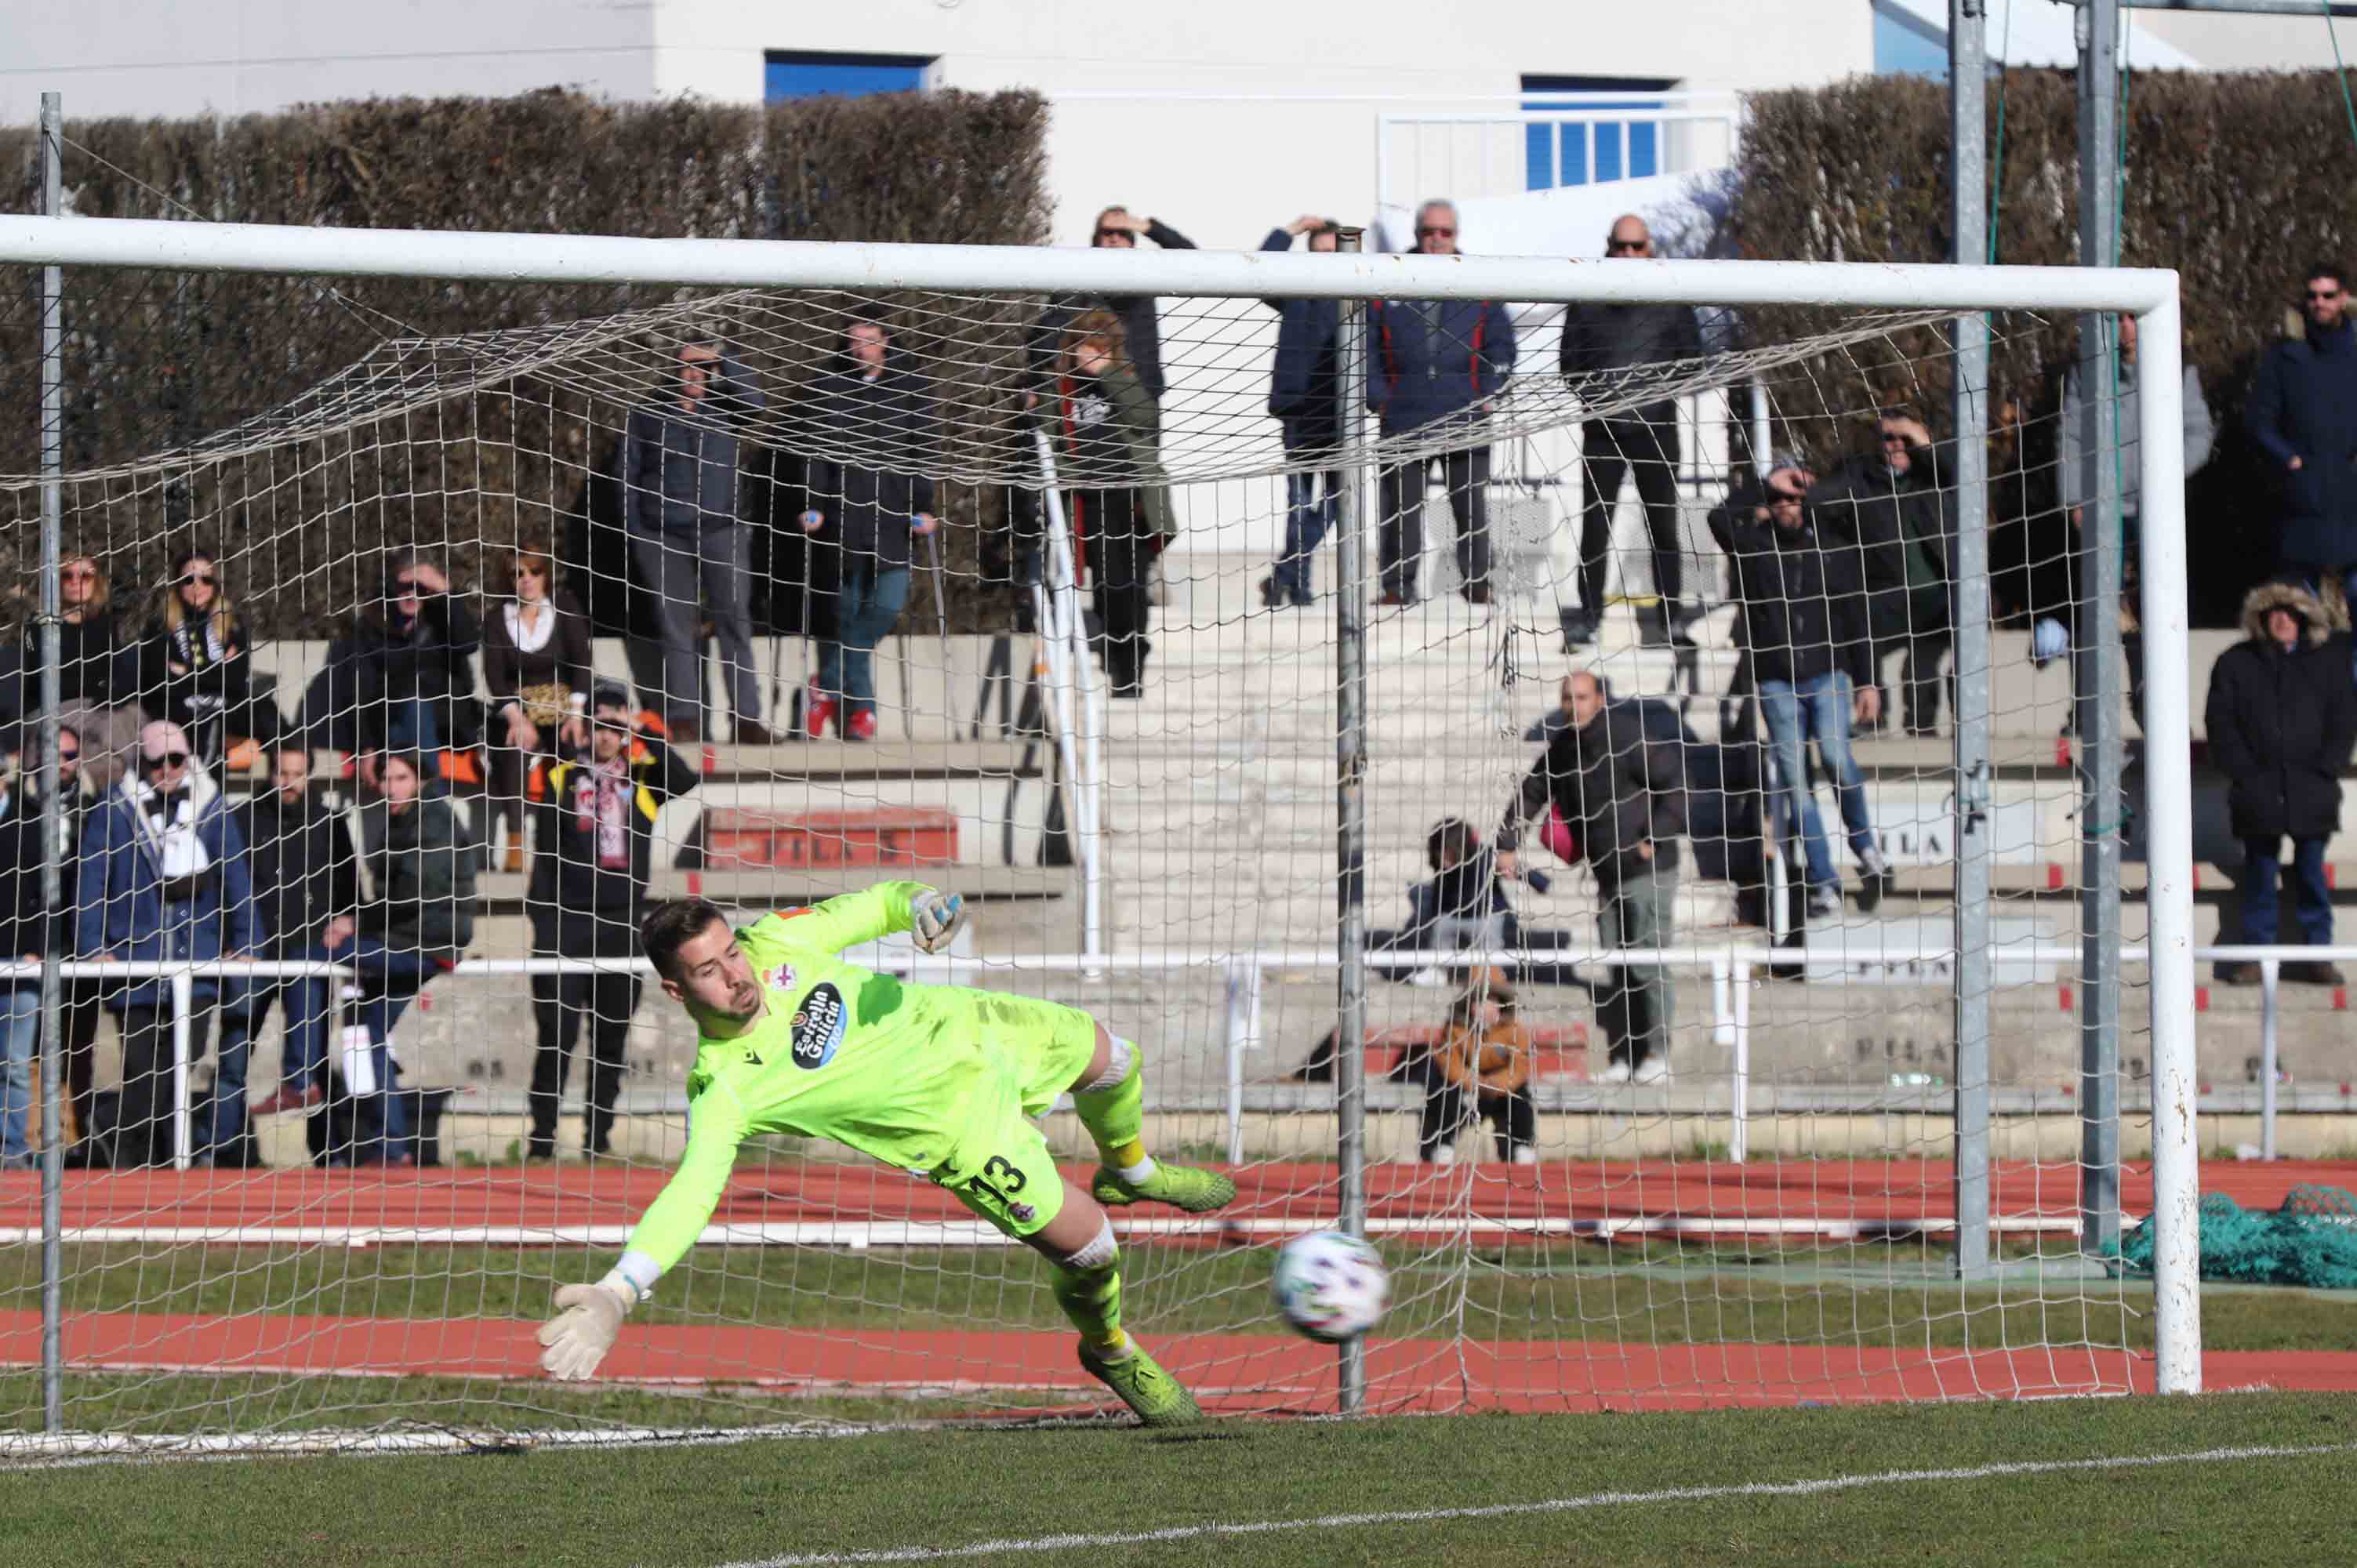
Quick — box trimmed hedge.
[0,88,1051,639]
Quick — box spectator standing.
[2050,313,2215,724]
[16,554,142,789]
[231,748,362,1150]
[481,541,594,872]
[1055,310,1174,698]
[1415,970,1537,1166]
[2206,582,2357,987]
[1810,411,1953,736]
[274,750,476,1164]
[527,681,698,1160]
[1026,206,1197,409]
[1258,216,1344,609]
[304,550,482,791]
[622,339,774,745]
[1560,215,1705,648]
[1497,670,1685,1083]
[18,726,104,1163]
[1369,201,1517,607]
[0,754,50,1167]
[1708,458,1894,918]
[800,312,942,741]
[75,720,260,1169]
[133,550,281,772]
[2246,263,2357,644]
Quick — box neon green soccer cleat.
[1078,1340,1203,1428]
[1091,1161,1237,1214]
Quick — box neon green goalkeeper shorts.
[931,991,1100,1240]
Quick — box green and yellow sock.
[1051,1260,1127,1358]
[1074,1038,1153,1180]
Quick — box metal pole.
[1029,433,1104,962]
[1949,0,1996,1285]
[2134,288,2202,1392]
[1331,227,1371,1416]
[172,971,194,1170]
[36,89,66,1438]
[2076,0,2126,1261]
[1731,961,1752,1163]
[2260,959,2280,1163]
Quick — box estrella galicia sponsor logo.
[790,982,848,1069]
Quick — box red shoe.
[846,708,877,742]
[804,684,837,740]
[249,1083,325,1117]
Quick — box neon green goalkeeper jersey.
[623,881,1001,1272]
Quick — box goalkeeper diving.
[535,882,1236,1425]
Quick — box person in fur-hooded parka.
[2205,580,2357,983]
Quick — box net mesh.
[2115,1186,2357,1290]
[0,199,2184,1453]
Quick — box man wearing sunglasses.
[303,550,481,794]
[1368,198,1520,607]
[2248,263,2357,657]
[1560,215,1705,650]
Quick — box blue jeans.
[818,564,911,715]
[0,986,38,1165]
[1760,672,1876,891]
[2239,836,2333,948]
[279,935,439,1157]
[1272,470,1342,601]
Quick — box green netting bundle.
[2113,1185,2357,1288]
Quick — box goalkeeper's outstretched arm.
[758,880,964,956]
[537,1083,750,1381]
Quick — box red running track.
[5,1160,2355,1410]
[4,1158,2349,1242]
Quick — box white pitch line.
[708,1440,2357,1567]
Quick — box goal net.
[0,217,2196,1454]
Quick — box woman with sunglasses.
[481,542,593,870]
[135,550,278,770]
[16,554,142,790]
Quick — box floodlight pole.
[1332,227,1371,1417]
[36,91,66,1439]
[1948,0,1996,1286]
[2076,0,2127,1267]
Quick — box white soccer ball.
[1271,1230,1389,1343]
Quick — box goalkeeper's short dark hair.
[641,897,731,981]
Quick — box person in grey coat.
[622,338,773,745]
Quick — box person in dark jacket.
[274,750,476,1164]
[16,725,105,1163]
[526,681,699,1160]
[482,540,594,872]
[13,554,143,792]
[621,339,774,744]
[1709,460,1894,918]
[1258,216,1344,608]
[1056,309,1175,698]
[2248,263,2357,641]
[1497,670,1686,1083]
[131,551,280,770]
[302,549,482,789]
[1560,215,1705,648]
[229,747,363,1155]
[1809,411,1952,735]
[1368,201,1518,607]
[1024,206,1197,408]
[2206,581,2357,986]
[0,764,49,1166]
[800,312,942,741]
[75,720,261,1168]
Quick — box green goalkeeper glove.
[910,888,964,955]
[537,1276,636,1381]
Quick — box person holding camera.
[525,681,699,1160]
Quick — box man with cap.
[525,680,699,1160]
[75,719,260,1168]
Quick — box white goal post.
[0,214,2202,1403]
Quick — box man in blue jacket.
[1368,200,1519,607]
[77,720,261,1168]
[2249,262,2357,629]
